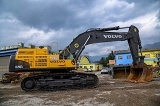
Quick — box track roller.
[21,77,37,91]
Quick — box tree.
[106,51,115,66]
[156,52,160,66]
[99,57,106,66]
[99,51,115,67]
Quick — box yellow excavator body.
[15,48,76,70]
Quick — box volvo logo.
[103,35,122,38]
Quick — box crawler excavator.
[9,25,153,91]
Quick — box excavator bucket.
[126,63,153,82]
[112,65,130,79]
[152,66,160,78]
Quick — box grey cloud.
[126,0,159,6]
[114,0,160,22]
[0,1,138,30]
[157,10,160,20]
[155,24,160,30]
[1,0,98,31]
[0,0,160,56]
[1,0,159,31]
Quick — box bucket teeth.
[126,63,153,83]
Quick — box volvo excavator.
[9,25,153,91]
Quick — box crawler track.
[21,72,99,91]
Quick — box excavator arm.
[61,25,142,65]
[61,25,153,82]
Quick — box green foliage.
[106,52,115,64]
[99,57,107,66]
[99,51,115,67]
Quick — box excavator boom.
[61,25,141,65]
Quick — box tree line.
[99,51,115,67]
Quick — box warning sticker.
[134,28,137,32]
[74,43,79,48]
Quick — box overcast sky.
[0,0,160,56]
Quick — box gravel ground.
[0,71,8,79]
[0,71,160,106]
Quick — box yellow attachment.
[126,63,153,83]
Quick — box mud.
[0,72,160,106]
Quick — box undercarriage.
[21,72,99,91]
